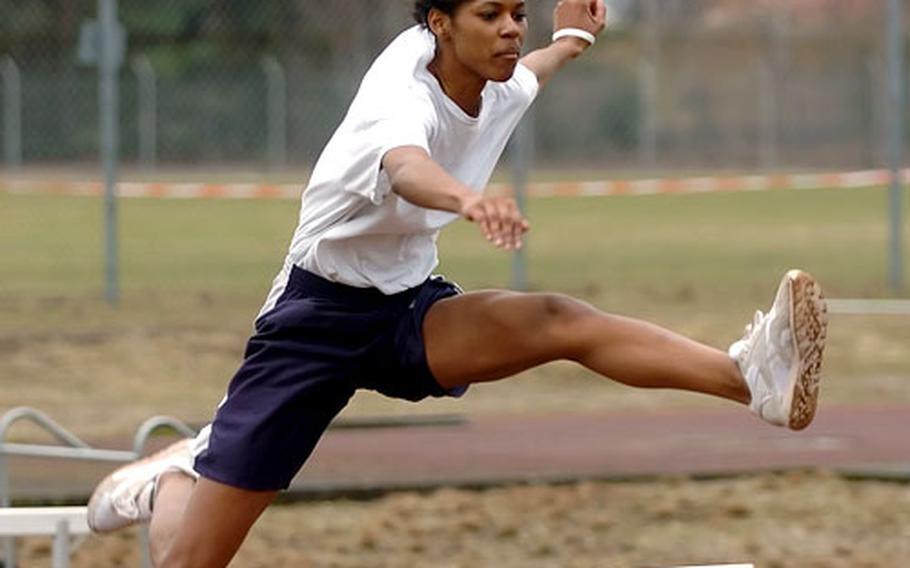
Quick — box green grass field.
[1,186,908,438]
[2,186,905,298]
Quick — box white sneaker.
[729,269,827,430]
[87,438,197,533]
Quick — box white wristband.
[552,27,596,46]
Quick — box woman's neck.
[427,52,485,117]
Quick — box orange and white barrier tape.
[0,180,301,199]
[506,168,909,197]
[1,168,907,200]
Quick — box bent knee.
[533,293,597,336]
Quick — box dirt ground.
[13,470,910,567]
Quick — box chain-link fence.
[0,0,908,173]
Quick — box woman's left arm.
[520,0,606,88]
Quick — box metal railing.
[0,406,196,568]
[0,507,89,568]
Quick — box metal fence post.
[2,56,22,172]
[262,56,287,171]
[638,0,659,170]
[886,0,905,292]
[758,10,783,172]
[510,111,534,292]
[757,54,777,171]
[131,54,157,170]
[98,0,123,306]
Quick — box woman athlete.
[86,1,828,566]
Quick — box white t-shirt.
[261,25,539,313]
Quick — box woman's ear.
[427,8,451,39]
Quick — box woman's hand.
[553,0,607,43]
[520,0,606,86]
[460,194,530,250]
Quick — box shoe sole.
[87,438,194,533]
[786,269,828,430]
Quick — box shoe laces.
[738,310,767,359]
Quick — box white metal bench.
[0,506,89,568]
[1,407,196,568]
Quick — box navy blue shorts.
[193,266,464,491]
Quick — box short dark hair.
[412,0,470,26]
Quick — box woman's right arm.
[382,146,530,250]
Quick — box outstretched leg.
[425,290,750,403]
[424,270,827,429]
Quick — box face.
[431,1,528,82]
